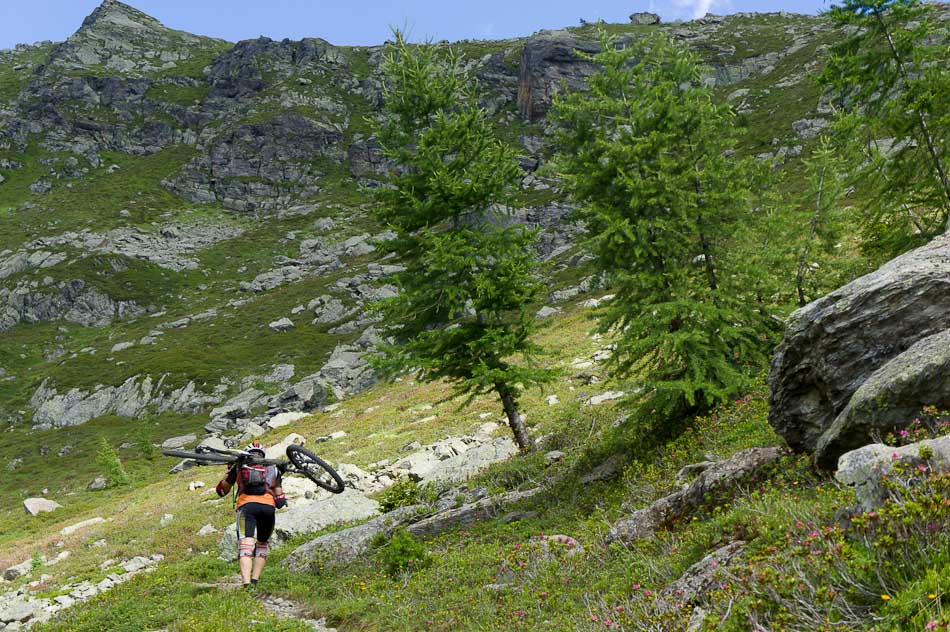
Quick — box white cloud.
[669,0,730,19]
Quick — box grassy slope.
[4,12,939,631]
[0,303,879,631]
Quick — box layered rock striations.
[768,234,950,468]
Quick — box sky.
[0,0,838,50]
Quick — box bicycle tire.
[163,449,236,464]
[286,444,345,494]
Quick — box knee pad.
[238,539,256,558]
[254,541,269,559]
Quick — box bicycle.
[164,443,345,494]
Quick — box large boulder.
[629,12,661,25]
[406,488,543,539]
[275,489,379,543]
[282,505,424,572]
[768,234,950,463]
[815,329,950,467]
[664,541,745,605]
[24,497,62,515]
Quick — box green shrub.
[135,424,157,461]
[95,436,131,488]
[30,550,43,573]
[713,464,950,630]
[378,477,424,513]
[374,528,430,578]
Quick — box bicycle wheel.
[286,445,345,494]
[163,449,236,464]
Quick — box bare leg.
[239,537,256,584]
[252,555,266,581]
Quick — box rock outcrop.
[29,375,220,429]
[606,448,783,544]
[282,505,424,572]
[836,435,950,511]
[816,329,950,465]
[517,31,599,121]
[0,279,144,332]
[768,234,950,467]
[163,112,344,212]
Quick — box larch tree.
[818,0,950,256]
[370,31,553,452]
[551,33,772,418]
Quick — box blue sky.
[1,0,837,50]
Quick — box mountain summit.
[46,0,222,75]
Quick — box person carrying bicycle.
[215,440,288,588]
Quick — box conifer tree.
[818,0,950,254]
[371,32,553,451]
[552,33,771,417]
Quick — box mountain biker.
[215,440,288,588]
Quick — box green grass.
[146,82,211,107]
[3,303,944,632]
[0,43,53,102]
[17,372,841,632]
[0,145,200,251]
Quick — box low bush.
[374,528,431,578]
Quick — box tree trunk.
[797,165,826,307]
[495,381,535,452]
[690,164,719,291]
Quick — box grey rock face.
[309,295,352,325]
[207,36,344,100]
[0,279,144,332]
[517,31,600,121]
[87,476,107,490]
[315,344,376,398]
[347,136,392,178]
[269,317,295,332]
[164,112,344,212]
[607,448,783,544]
[19,224,244,272]
[160,433,197,449]
[769,234,950,460]
[407,488,543,539]
[422,437,519,485]
[282,505,423,572]
[276,375,328,412]
[815,329,950,467]
[46,0,219,75]
[3,558,35,581]
[209,387,266,420]
[836,436,950,511]
[29,375,217,429]
[664,542,745,605]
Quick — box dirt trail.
[209,577,337,631]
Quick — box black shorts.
[236,502,275,542]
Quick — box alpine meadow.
[1,1,950,630]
